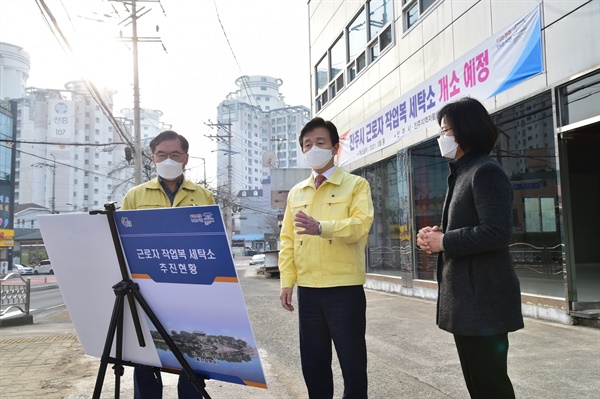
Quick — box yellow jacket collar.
[298,167,344,190]
[147,176,197,191]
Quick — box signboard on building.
[47,99,74,139]
[339,5,543,166]
[0,229,14,247]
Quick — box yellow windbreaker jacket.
[121,177,215,210]
[279,168,374,288]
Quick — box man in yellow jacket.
[279,117,374,399]
[121,130,214,399]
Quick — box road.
[0,284,65,320]
[1,262,599,398]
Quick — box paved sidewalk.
[1,267,599,399]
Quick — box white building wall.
[12,81,147,216]
[309,0,600,172]
[0,42,30,100]
[216,75,311,196]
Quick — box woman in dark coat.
[417,97,524,399]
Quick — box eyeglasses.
[154,152,185,162]
[439,127,453,137]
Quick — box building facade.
[308,0,599,323]
[0,42,30,100]
[11,81,166,218]
[0,99,15,268]
[215,75,310,194]
[215,75,311,242]
[13,83,118,214]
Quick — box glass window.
[369,0,391,39]
[370,42,380,62]
[558,71,600,127]
[360,157,402,275]
[404,0,437,30]
[406,3,419,29]
[348,62,357,83]
[356,53,367,73]
[491,91,563,297]
[411,140,448,280]
[348,8,367,61]
[330,36,345,80]
[336,74,345,93]
[422,0,436,12]
[316,55,329,94]
[380,26,392,50]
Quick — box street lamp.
[32,154,56,214]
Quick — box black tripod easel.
[91,202,211,399]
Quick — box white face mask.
[155,158,184,180]
[304,146,334,169]
[437,134,459,159]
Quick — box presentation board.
[38,205,266,389]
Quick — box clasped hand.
[416,225,443,254]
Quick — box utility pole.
[131,0,142,185]
[112,0,165,185]
[205,105,234,244]
[32,154,56,214]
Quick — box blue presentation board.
[115,205,267,388]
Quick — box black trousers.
[298,285,368,399]
[453,333,516,399]
[133,368,203,399]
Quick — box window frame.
[315,0,395,112]
[402,0,439,32]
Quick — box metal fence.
[0,273,31,317]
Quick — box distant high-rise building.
[215,75,310,196]
[11,81,165,218]
[214,75,311,249]
[13,82,117,215]
[2,40,168,223]
[0,42,30,100]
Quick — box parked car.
[249,254,265,265]
[34,259,54,275]
[14,264,34,275]
[244,247,257,256]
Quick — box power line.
[6,144,131,183]
[0,139,126,147]
[33,0,133,149]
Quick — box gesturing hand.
[295,210,320,235]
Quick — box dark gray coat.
[437,153,524,336]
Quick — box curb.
[0,313,34,327]
[30,284,59,292]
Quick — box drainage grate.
[0,334,78,344]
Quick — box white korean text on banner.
[338,5,543,166]
[116,205,267,389]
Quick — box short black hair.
[299,117,340,148]
[149,130,189,153]
[436,97,498,155]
